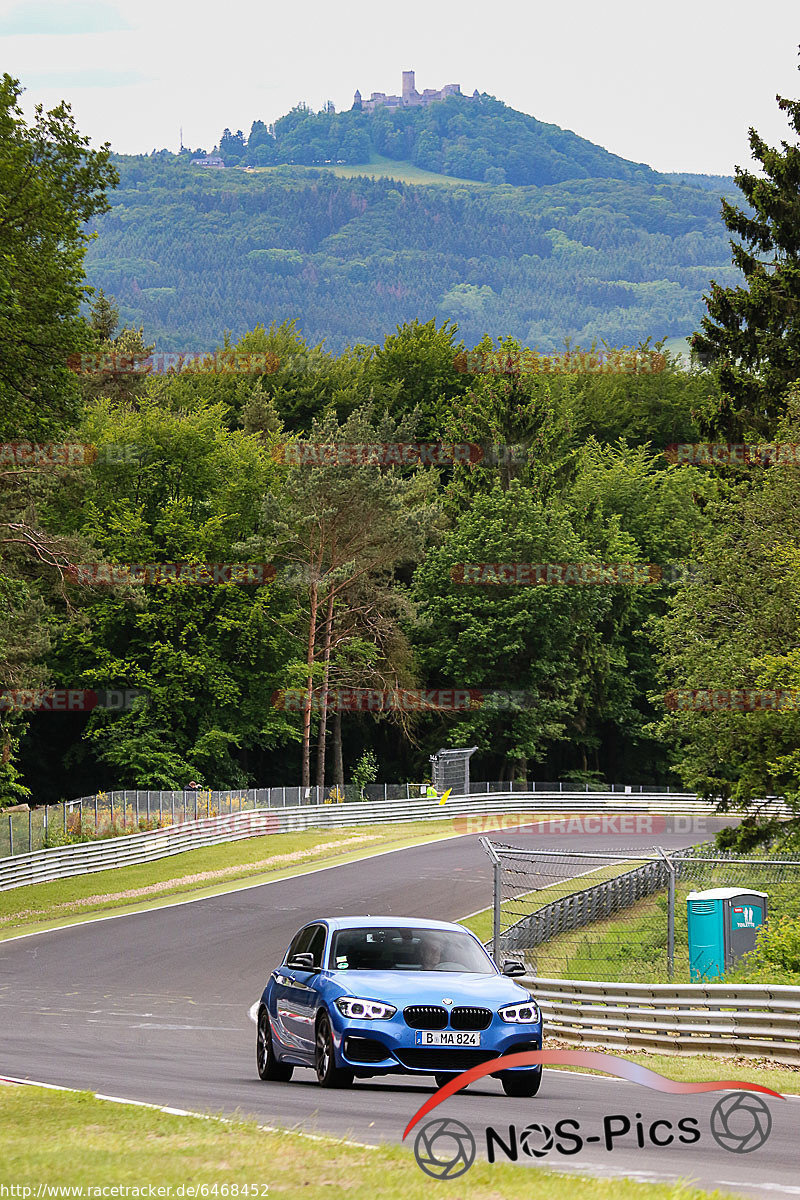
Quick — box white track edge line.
[0,1073,378,1149]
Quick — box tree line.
[3,68,800,856]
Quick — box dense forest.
[83,156,740,352]
[4,67,800,856]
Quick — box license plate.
[414,1030,481,1047]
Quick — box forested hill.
[85,156,740,352]
[211,93,658,187]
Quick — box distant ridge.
[203,92,659,187]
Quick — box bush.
[728,915,800,983]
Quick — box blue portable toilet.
[687,888,767,981]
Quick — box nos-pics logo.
[405,1051,781,1180]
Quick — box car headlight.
[498,998,541,1024]
[335,997,397,1020]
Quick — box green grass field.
[0,1083,737,1200]
[252,153,483,187]
[543,1045,800,1095]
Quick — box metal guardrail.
[0,779,691,859]
[523,975,800,1064]
[0,791,716,890]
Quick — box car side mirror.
[287,952,316,971]
[502,960,526,977]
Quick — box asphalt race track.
[0,821,796,1198]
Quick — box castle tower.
[402,70,416,100]
[352,88,362,111]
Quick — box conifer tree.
[693,63,800,437]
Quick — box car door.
[272,923,326,1061]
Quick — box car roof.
[316,916,472,934]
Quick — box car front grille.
[450,1006,492,1031]
[395,1048,501,1072]
[403,1005,448,1030]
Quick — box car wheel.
[257,1008,293,1082]
[501,1067,542,1097]
[315,1013,354,1088]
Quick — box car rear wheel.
[315,1013,354,1088]
[257,1008,293,1082]
[501,1067,542,1097]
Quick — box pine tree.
[693,68,800,438]
[89,288,119,342]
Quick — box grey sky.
[4,0,799,175]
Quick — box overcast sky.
[3,0,799,175]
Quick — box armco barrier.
[0,779,690,859]
[0,791,732,890]
[523,975,800,1064]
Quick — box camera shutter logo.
[710,1093,772,1153]
[414,1117,476,1179]
[520,1122,555,1158]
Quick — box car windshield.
[328,926,495,973]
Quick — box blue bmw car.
[256,916,543,1096]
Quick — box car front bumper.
[329,1008,543,1076]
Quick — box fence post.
[8,815,13,857]
[28,807,32,852]
[63,801,66,837]
[44,803,48,841]
[667,866,675,980]
[493,859,502,961]
[657,847,676,981]
[480,837,503,960]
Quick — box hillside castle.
[353,70,477,114]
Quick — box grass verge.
[0,1082,736,1199]
[0,820,463,940]
[251,154,484,187]
[462,860,639,945]
[543,1039,800,1096]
